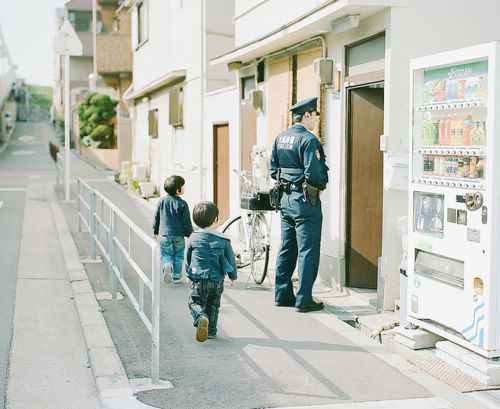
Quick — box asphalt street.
[0,122,55,409]
[0,122,99,409]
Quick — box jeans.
[160,235,185,280]
[188,279,224,336]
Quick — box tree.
[77,92,118,149]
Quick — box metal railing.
[77,178,161,384]
[56,152,63,185]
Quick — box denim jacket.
[185,228,237,281]
[153,194,194,237]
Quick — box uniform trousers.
[275,191,322,307]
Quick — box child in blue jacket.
[186,201,237,342]
[153,175,193,283]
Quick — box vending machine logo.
[447,67,472,79]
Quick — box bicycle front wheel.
[250,213,270,284]
[222,215,250,268]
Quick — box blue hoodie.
[185,228,237,281]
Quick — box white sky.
[0,0,69,86]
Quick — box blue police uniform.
[270,97,329,311]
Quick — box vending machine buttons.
[447,208,457,223]
[482,206,488,224]
[457,210,467,225]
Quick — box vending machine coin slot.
[465,192,483,211]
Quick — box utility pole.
[90,0,98,92]
[54,20,82,202]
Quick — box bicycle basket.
[239,171,275,210]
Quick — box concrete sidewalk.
[50,149,492,409]
[5,182,100,409]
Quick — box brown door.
[214,124,230,224]
[346,85,384,288]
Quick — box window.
[169,88,183,128]
[137,1,148,46]
[346,33,385,77]
[241,76,256,100]
[148,108,159,138]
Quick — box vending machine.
[407,42,500,358]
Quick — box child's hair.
[164,175,185,196]
[192,201,219,228]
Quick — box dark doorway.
[346,84,384,288]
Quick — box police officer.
[270,97,328,312]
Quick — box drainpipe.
[199,0,206,201]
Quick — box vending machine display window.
[413,191,444,238]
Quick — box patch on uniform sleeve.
[315,149,321,160]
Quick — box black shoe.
[275,298,296,307]
[296,301,324,313]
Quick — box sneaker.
[162,264,173,284]
[207,334,216,339]
[172,277,182,284]
[196,316,209,342]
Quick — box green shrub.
[77,91,118,149]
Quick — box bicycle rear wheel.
[222,215,250,268]
[250,213,270,284]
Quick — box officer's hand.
[153,234,158,239]
[319,190,323,196]
[230,279,237,286]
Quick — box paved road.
[0,122,99,409]
[0,122,55,408]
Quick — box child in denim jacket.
[153,175,193,283]
[186,201,237,342]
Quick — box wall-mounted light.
[227,61,243,71]
[330,14,360,35]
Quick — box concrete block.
[68,267,89,282]
[436,341,500,385]
[82,324,115,350]
[393,326,444,349]
[77,304,107,327]
[74,291,100,308]
[95,378,133,396]
[71,279,94,294]
[88,346,126,378]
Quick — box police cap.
[289,97,319,116]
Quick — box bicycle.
[221,169,273,285]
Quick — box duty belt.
[280,167,303,176]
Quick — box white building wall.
[233,0,330,46]
[131,0,202,91]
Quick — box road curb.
[50,195,159,409]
